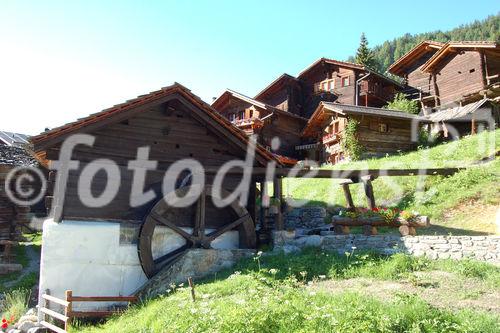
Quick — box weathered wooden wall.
[45,100,254,227]
[405,52,436,97]
[0,165,30,240]
[433,51,485,106]
[260,114,305,157]
[355,115,416,155]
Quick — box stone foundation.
[274,231,500,263]
[284,206,327,230]
[135,249,254,299]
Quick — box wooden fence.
[40,289,137,333]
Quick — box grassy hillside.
[282,130,500,235]
[73,249,500,333]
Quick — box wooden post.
[273,177,284,230]
[247,180,257,225]
[43,289,50,323]
[361,175,376,210]
[64,290,72,331]
[471,118,476,135]
[340,180,355,211]
[259,181,268,230]
[188,277,196,302]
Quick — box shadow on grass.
[201,248,430,286]
[288,198,492,236]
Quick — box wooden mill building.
[31,83,293,308]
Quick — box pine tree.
[355,33,376,69]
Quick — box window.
[239,111,245,120]
[229,113,236,122]
[319,79,336,92]
[379,123,388,133]
[334,122,339,133]
[341,76,350,87]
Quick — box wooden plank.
[40,320,67,333]
[39,307,69,323]
[69,310,119,318]
[69,296,137,302]
[42,294,70,307]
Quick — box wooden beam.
[201,167,463,180]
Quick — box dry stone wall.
[274,231,500,264]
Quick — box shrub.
[385,93,420,114]
[341,119,363,161]
[0,289,30,323]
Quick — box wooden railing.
[322,132,339,144]
[40,290,137,333]
[359,81,394,102]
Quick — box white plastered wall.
[38,219,238,312]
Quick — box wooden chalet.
[301,102,428,164]
[211,89,307,158]
[389,41,500,108]
[252,58,404,119]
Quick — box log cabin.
[388,41,500,108]
[300,102,429,164]
[30,83,283,309]
[211,89,307,158]
[253,58,404,119]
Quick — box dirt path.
[5,242,40,289]
[308,270,500,313]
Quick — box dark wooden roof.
[31,83,280,166]
[421,41,499,72]
[387,41,444,76]
[427,99,497,122]
[212,89,308,122]
[298,57,403,88]
[253,73,299,101]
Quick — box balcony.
[359,81,394,102]
[231,118,263,128]
[313,83,339,96]
[322,132,340,144]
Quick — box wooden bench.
[336,176,430,236]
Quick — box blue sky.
[1,1,498,134]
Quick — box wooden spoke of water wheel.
[138,184,256,278]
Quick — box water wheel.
[138,184,256,278]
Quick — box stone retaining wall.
[284,206,327,230]
[274,231,500,264]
